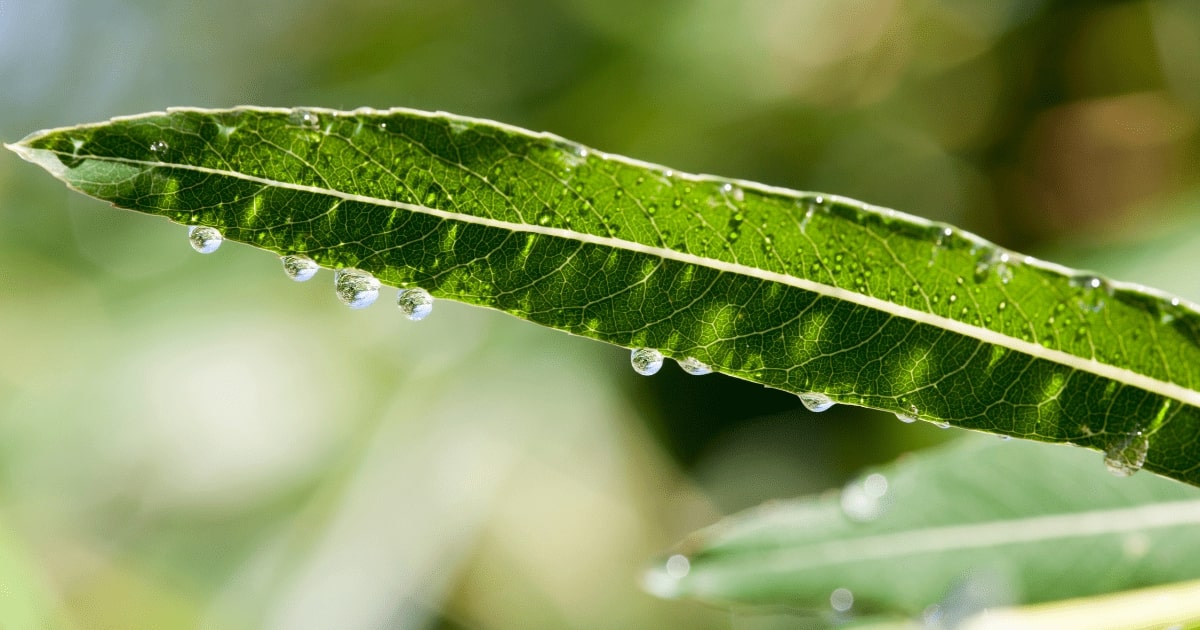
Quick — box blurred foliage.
[1,0,1198,628]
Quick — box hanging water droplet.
[895,405,919,423]
[396,287,434,321]
[149,140,168,153]
[281,255,319,282]
[799,392,835,412]
[290,108,320,130]
[630,348,664,376]
[931,420,951,429]
[841,472,889,522]
[1104,432,1148,477]
[665,554,690,579]
[334,268,380,309]
[187,225,223,254]
[830,588,854,613]
[677,356,712,375]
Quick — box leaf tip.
[4,133,69,178]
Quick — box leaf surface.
[7,107,1200,484]
[644,437,1200,624]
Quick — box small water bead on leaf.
[630,348,664,376]
[840,472,890,522]
[334,268,380,309]
[187,225,223,254]
[396,287,434,321]
[149,140,168,154]
[930,420,951,429]
[1070,274,1113,312]
[973,250,1013,284]
[280,255,319,282]
[829,588,854,613]
[799,392,835,412]
[895,405,919,423]
[1104,432,1149,477]
[664,554,690,579]
[290,108,320,130]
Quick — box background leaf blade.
[644,437,1200,623]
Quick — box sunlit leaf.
[7,107,1200,485]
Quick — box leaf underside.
[7,106,1200,485]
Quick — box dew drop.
[677,356,712,375]
[1071,274,1113,312]
[799,392,835,412]
[895,405,919,423]
[631,348,664,376]
[187,225,222,254]
[396,287,434,321]
[830,587,854,613]
[841,472,889,522]
[149,140,168,153]
[334,268,380,309]
[280,255,319,282]
[290,108,320,130]
[665,554,690,579]
[931,420,951,429]
[1104,432,1148,477]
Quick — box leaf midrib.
[701,498,1200,571]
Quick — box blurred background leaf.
[647,437,1200,625]
[1,0,1199,628]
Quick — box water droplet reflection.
[631,348,664,376]
[281,255,319,282]
[799,392,835,412]
[396,287,434,321]
[677,356,712,375]
[334,268,380,309]
[187,226,222,254]
[1104,432,1148,477]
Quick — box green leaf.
[7,107,1200,484]
[643,437,1200,624]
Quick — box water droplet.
[677,356,712,375]
[931,420,951,429]
[1104,432,1148,477]
[799,392,835,412]
[631,348,664,376]
[334,268,380,309]
[396,287,434,321]
[665,554,690,579]
[830,587,854,613]
[187,226,222,254]
[895,405,919,423]
[281,255,319,281]
[973,250,1012,284]
[290,109,320,130]
[841,472,889,522]
[149,140,168,153]
[1071,274,1113,312]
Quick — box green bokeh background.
[2,1,1199,628]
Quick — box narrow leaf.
[7,107,1200,485]
[644,437,1200,623]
